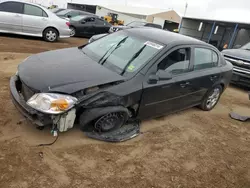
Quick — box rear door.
[187,47,222,101]
[0,1,23,33]
[22,4,48,35]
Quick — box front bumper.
[231,67,250,87]
[10,75,52,127]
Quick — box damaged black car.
[10,28,233,142]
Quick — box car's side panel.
[0,11,22,32]
[22,15,48,34]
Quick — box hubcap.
[206,88,220,109]
[46,30,56,41]
[70,28,75,36]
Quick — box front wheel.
[43,28,58,42]
[200,85,222,111]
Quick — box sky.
[27,0,250,23]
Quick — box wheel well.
[43,27,59,37]
[220,83,225,91]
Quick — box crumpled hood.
[222,49,250,61]
[18,47,124,94]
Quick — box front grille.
[224,55,250,70]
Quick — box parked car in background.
[56,9,94,19]
[222,42,250,87]
[50,8,65,14]
[10,28,232,138]
[0,0,70,42]
[109,21,162,33]
[69,15,112,37]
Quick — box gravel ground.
[0,34,250,188]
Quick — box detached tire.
[200,85,222,111]
[43,28,58,42]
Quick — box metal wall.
[179,18,240,50]
[67,3,97,14]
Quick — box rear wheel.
[43,28,58,42]
[200,85,222,111]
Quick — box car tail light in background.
[66,22,70,27]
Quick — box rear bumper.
[10,75,52,127]
[59,28,71,39]
[231,67,250,87]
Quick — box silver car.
[0,0,70,42]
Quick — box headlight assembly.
[27,93,77,114]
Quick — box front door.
[0,1,23,32]
[139,47,198,119]
[80,17,96,36]
[22,4,48,35]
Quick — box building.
[67,3,181,31]
[179,17,250,50]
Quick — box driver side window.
[158,48,191,75]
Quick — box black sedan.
[69,15,112,37]
[56,9,94,19]
[109,21,163,33]
[10,28,232,141]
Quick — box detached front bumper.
[231,67,250,87]
[10,75,52,127]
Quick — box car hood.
[222,49,250,61]
[18,47,124,94]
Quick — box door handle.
[210,75,218,81]
[15,14,21,17]
[42,18,47,21]
[180,82,190,88]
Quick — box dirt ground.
[0,34,250,188]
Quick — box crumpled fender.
[80,106,129,131]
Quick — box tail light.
[66,22,70,27]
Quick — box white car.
[0,0,71,42]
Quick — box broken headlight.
[27,93,77,114]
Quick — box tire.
[43,28,58,42]
[81,111,127,133]
[69,26,76,37]
[200,85,222,111]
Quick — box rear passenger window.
[158,48,191,75]
[0,2,23,13]
[24,4,47,17]
[194,48,218,70]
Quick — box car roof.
[126,27,210,47]
[1,0,44,7]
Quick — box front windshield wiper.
[98,37,128,65]
[120,45,146,75]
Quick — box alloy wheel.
[46,30,57,42]
[206,88,220,109]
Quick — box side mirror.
[156,70,172,81]
[148,74,159,84]
[67,15,72,18]
[81,20,86,24]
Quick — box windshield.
[71,15,85,21]
[126,21,146,27]
[56,9,71,16]
[82,32,164,76]
[241,42,250,50]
